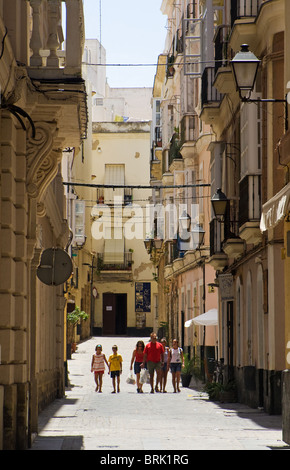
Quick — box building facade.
[63,40,157,340]
[0,0,87,450]
[152,0,290,431]
[149,0,219,376]
[200,0,288,416]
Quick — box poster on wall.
[219,273,234,301]
[135,282,151,312]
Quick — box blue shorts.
[170,363,182,373]
[134,362,142,374]
[110,370,120,378]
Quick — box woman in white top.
[167,339,184,393]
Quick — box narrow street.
[30,336,286,452]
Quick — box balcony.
[222,220,245,259]
[96,252,133,280]
[239,174,262,245]
[28,0,84,75]
[209,219,228,271]
[231,0,264,26]
[168,133,182,168]
[213,25,235,95]
[180,114,198,159]
[0,0,87,147]
[200,67,223,124]
[230,0,266,51]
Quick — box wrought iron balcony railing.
[96,252,133,271]
[239,174,261,227]
[201,67,223,107]
[231,0,265,26]
[214,25,231,76]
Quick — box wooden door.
[103,293,116,335]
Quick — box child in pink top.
[91,344,109,392]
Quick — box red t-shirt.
[144,342,164,363]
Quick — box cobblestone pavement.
[30,336,288,452]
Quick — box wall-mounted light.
[231,44,288,131]
[144,238,153,254]
[153,238,163,250]
[179,210,191,232]
[231,44,260,100]
[192,223,205,248]
[211,188,228,218]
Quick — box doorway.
[103,293,127,335]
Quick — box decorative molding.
[26,122,61,205]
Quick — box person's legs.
[112,374,116,393]
[176,371,181,392]
[147,361,155,392]
[172,371,177,392]
[98,373,103,392]
[163,369,168,392]
[156,369,162,392]
[94,372,99,391]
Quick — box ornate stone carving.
[26,122,61,208]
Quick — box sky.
[82,0,167,88]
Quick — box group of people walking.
[130,333,184,394]
[91,333,184,394]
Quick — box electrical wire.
[63,182,210,190]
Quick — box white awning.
[185,308,218,327]
[260,182,290,232]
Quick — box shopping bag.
[126,372,136,385]
[140,368,149,384]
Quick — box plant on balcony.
[167,54,175,78]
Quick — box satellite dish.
[37,248,73,286]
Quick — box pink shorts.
[94,370,104,376]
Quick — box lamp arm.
[241,95,288,132]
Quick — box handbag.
[126,371,136,385]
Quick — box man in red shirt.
[142,332,164,393]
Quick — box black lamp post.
[211,188,228,218]
[231,44,288,131]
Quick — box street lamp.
[179,210,191,232]
[144,238,153,254]
[211,188,228,218]
[231,44,288,130]
[231,44,260,100]
[153,238,163,250]
[192,223,205,248]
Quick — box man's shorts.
[110,370,120,378]
[147,361,162,374]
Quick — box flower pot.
[181,374,192,388]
